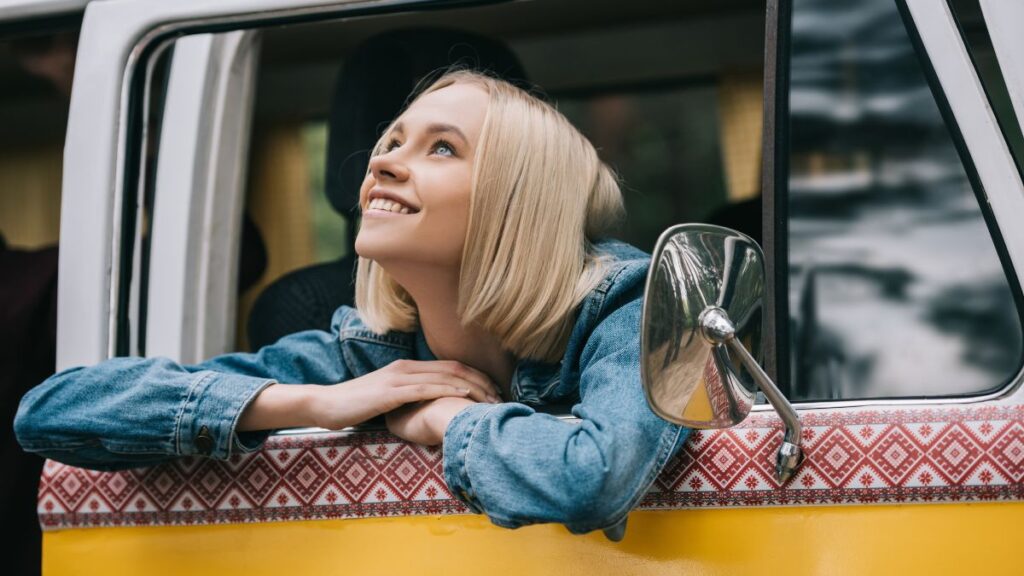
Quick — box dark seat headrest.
[325,28,528,226]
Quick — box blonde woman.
[15,70,691,535]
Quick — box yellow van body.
[12,0,1024,573]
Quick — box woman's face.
[355,82,489,269]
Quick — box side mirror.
[640,223,803,484]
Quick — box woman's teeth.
[368,198,413,214]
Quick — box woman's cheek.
[357,174,374,209]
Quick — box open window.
[121,0,768,375]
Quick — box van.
[3,0,1023,573]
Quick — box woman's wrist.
[426,397,477,439]
[237,383,320,431]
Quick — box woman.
[14,70,690,535]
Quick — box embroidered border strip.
[37,404,1024,530]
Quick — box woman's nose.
[369,151,409,182]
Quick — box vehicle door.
[37,0,1024,574]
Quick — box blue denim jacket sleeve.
[441,282,691,535]
[14,306,358,472]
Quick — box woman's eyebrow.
[391,121,469,146]
[425,123,469,145]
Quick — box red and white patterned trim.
[37,404,1024,530]
[645,404,1024,507]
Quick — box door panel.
[38,399,1024,574]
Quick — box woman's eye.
[382,138,401,153]
[432,140,456,157]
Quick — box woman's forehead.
[395,82,488,138]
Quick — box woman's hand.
[308,359,501,431]
[385,396,480,446]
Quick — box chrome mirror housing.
[640,223,803,483]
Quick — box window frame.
[139,31,260,363]
[91,0,1024,405]
[55,0,506,370]
[107,0,767,365]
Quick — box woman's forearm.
[237,384,321,431]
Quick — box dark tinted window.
[785,0,1023,400]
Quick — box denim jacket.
[14,238,690,535]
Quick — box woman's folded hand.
[306,359,500,431]
[385,396,484,446]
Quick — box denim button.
[195,425,214,455]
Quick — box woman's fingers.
[395,371,499,404]
[391,360,503,401]
[389,382,472,405]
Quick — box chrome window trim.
[750,380,1023,413]
[274,414,583,437]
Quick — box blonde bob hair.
[354,69,626,363]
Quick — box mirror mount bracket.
[699,306,804,484]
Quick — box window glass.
[785,0,1023,401]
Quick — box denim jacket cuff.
[175,371,276,460]
[442,402,500,514]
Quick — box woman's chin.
[354,238,402,265]
[355,236,460,269]
[353,235,384,260]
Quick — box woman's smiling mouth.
[367,197,414,214]
[364,189,420,216]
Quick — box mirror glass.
[641,223,764,428]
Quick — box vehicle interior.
[232,0,766,351]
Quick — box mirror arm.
[724,338,804,483]
[701,307,804,484]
